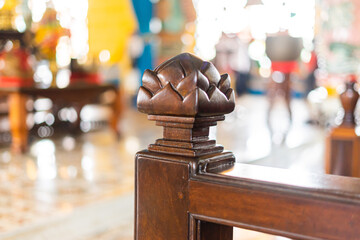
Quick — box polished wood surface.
[148,115,226,157]
[135,151,190,239]
[325,80,360,177]
[136,151,360,239]
[135,53,360,239]
[137,53,235,117]
[220,162,360,193]
[1,83,120,153]
[191,163,360,240]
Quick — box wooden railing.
[135,53,360,240]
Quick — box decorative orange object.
[0,45,34,87]
[34,8,70,61]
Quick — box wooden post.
[135,53,236,239]
[109,87,123,134]
[9,92,28,153]
[325,77,360,176]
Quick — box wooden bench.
[135,53,360,239]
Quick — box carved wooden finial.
[137,52,235,116]
[137,53,235,162]
[340,75,359,127]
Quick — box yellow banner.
[88,0,137,64]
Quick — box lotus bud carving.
[137,53,235,116]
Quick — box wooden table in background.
[1,84,122,153]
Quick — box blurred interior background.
[0,0,359,239]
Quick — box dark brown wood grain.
[330,139,353,175]
[135,153,190,239]
[135,150,235,240]
[197,221,233,240]
[190,166,360,240]
[136,150,360,239]
[135,53,360,240]
[137,53,235,117]
[147,115,228,157]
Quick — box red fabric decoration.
[271,61,298,73]
[0,76,33,87]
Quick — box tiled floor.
[0,95,331,240]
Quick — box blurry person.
[214,33,251,95]
[265,32,302,141]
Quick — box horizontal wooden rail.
[189,163,360,240]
